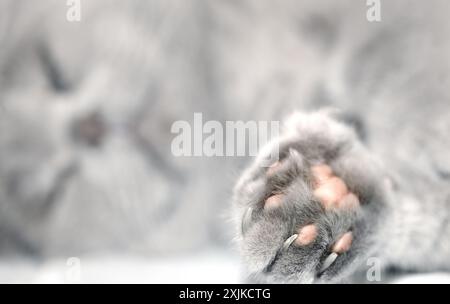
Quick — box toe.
[264,193,285,210]
[314,177,348,208]
[332,232,353,253]
[295,224,318,246]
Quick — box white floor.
[1,249,450,284]
[0,249,242,284]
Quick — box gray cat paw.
[233,111,386,283]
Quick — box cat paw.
[233,111,386,283]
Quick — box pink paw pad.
[311,164,359,210]
[332,232,353,253]
[294,224,318,246]
[264,194,285,210]
[313,177,348,208]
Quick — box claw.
[319,252,339,273]
[282,234,299,251]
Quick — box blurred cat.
[0,0,224,256]
[0,0,449,283]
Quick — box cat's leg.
[232,110,390,283]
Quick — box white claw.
[282,234,299,251]
[319,252,339,273]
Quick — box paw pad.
[311,164,359,210]
[332,231,353,254]
[264,194,285,210]
[295,224,318,246]
[262,163,358,255]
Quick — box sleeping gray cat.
[1,0,450,283]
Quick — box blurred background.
[1,0,450,283]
